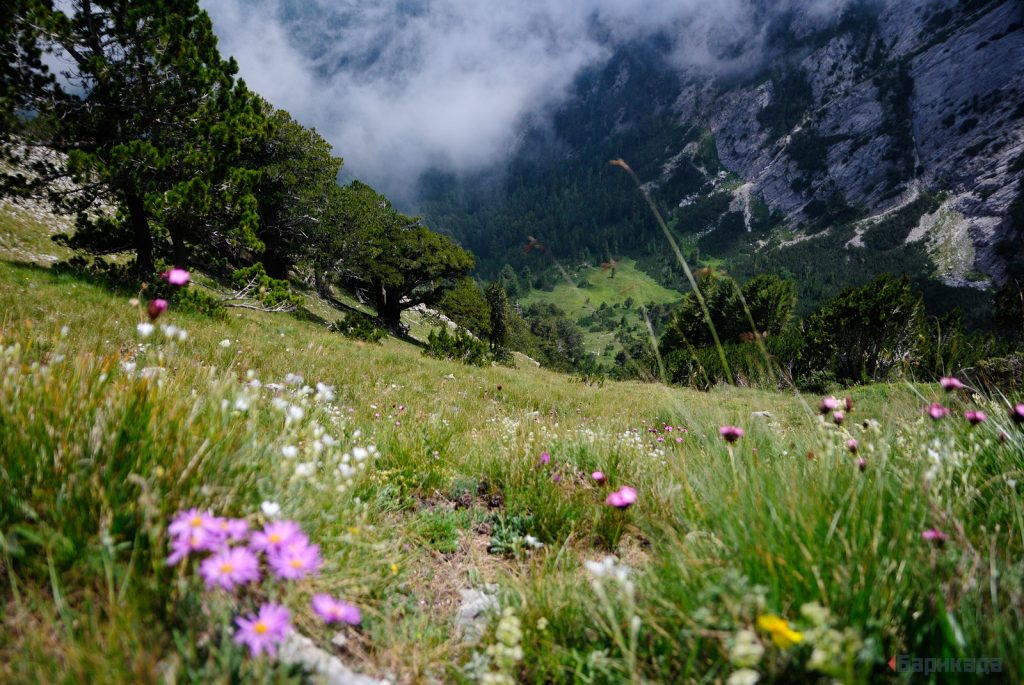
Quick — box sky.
[200,0,860,199]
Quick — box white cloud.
[201,0,863,198]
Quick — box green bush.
[329,310,387,343]
[229,263,302,310]
[173,286,226,319]
[423,327,489,366]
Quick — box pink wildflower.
[234,603,291,657]
[147,298,168,320]
[719,425,744,443]
[921,528,949,544]
[856,458,866,472]
[964,410,987,426]
[1011,404,1024,424]
[539,451,550,465]
[832,411,845,425]
[311,594,362,625]
[927,403,950,420]
[819,396,839,414]
[199,547,261,590]
[605,485,638,509]
[846,439,858,454]
[591,471,607,484]
[162,268,190,286]
[939,376,964,391]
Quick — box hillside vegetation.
[2,246,1024,683]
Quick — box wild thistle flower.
[926,403,950,420]
[846,439,858,454]
[146,299,168,320]
[1011,404,1024,424]
[832,411,845,425]
[719,425,744,443]
[819,397,839,414]
[234,603,291,657]
[921,528,949,543]
[538,451,550,465]
[964,410,987,425]
[591,471,607,484]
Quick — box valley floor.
[1,256,1022,684]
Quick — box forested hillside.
[418,0,1024,328]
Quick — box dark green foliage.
[339,181,475,330]
[521,303,591,372]
[247,102,343,279]
[228,263,302,310]
[743,274,798,336]
[173,286,226,319]
[329,311,387,344]
[437,277,491,338]
[0,1,58,142]
[660,271,796,355]
[802,275,924,385]
[757,67,814,138]
[485,282,510,357]
[423,327,489,366]
[21,0,268,274]
[786,130,846,175]
[861,193,942,251]
[994,279,1024,339]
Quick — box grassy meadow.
[518,258,681,357]
[2,217,1024,683]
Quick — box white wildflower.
[260,501,281,518]
[727,669,760,685]
[219,339,231,348]
[136,322,155,338]
[282,445,298,459]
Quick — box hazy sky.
[201,0,858,197]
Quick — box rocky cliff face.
[675,0,1023,286]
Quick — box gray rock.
[277,632,389,685]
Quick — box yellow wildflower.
[756,614,804,648]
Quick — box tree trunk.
[126,191,154,275]
[170,225,189,268]
[374,283,404,331]
[261,232,288,279]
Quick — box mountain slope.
[419,0,1024,324]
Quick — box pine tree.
[17,0,267,274]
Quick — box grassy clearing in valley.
[519,258,681,357]
[1,257,1023,684]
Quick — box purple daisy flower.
[200,547,261,591]
[234,603,291,657]
[311,594,362,625]
[268,540,322,580]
